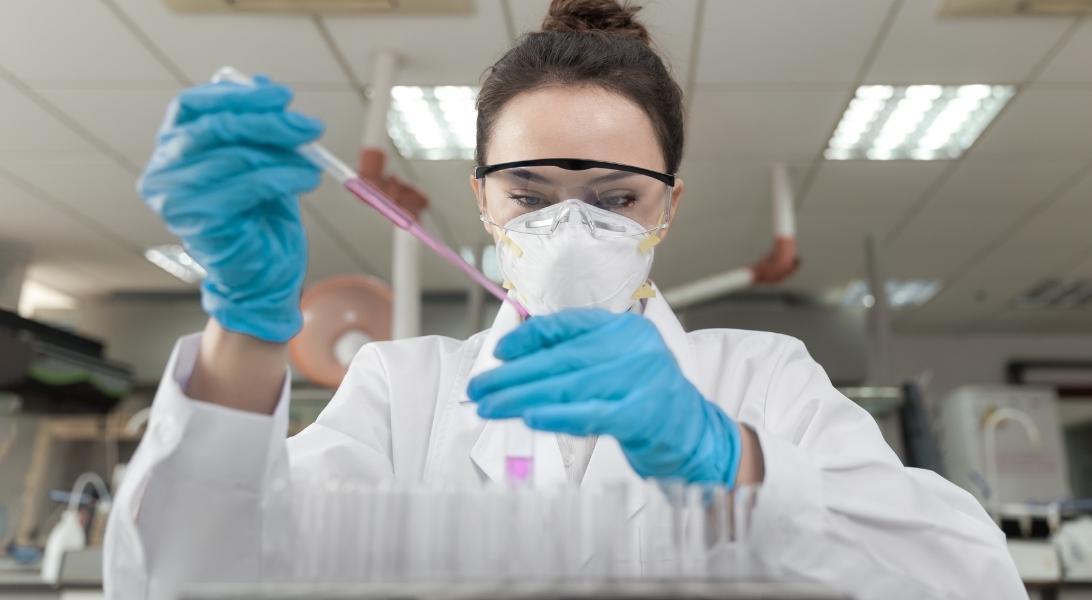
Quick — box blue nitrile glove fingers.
[138,77,324,342]
[468,309,744,486]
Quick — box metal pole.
[465,245,486,336]
[363,50,421,339]
[0,243,30,313]
[865,235,891,385]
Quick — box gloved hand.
[468,309,743,485]
[138,76,324,343]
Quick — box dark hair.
[475,0,685,174]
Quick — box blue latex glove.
[138,76,324,343]
[468,309,743,485]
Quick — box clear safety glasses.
[474,158,676,237]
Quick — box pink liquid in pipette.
[506,456,533,484]
[343,177,530,320]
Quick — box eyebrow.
[587,171,638,185]
[501,168,553,185]
[498,169,640,186]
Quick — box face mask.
[492,200,659,315]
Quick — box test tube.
[505,421,534,486]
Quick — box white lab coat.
[104,292,1024,599]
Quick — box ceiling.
[0,0,1089,333]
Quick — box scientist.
[105,0,1024,598]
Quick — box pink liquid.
[343,177,530,320]
[506,456,534,484]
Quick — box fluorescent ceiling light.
[145,244,206,283]
[18,280,76,318]
[825,84,1015,161]
[1013,278,1092,308]
[388,86,478,160]
[840,279,941,309]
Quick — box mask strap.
[638,234,662,253]
[497,229,524,257]
[632,281,657,300]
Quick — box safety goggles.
[474,158,675,237]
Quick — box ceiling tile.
[37,87,178,165]
[305,178,393,281]
[291,89,368,160]
[678,159,811,218]
[1048,163,1092,217]
[300,205,369,285]
[686,89,846,159]
[111,0,350,86]
[883,208,1025,279]
[2,157,168,248]
[926,157,1088,211]
[697,0,894,85]
[506,0,700,84]
[796,210,902,252]
[783,241,867,293]
[1037,19,1092,84]
[322,4,510,86]
[805,161,947,212]
[1008,179,1092,253]
[0,0,175,85]
[0,77,98,159]
[0,170,180,295]
[971,88,1092,156]
[866,0,1073,84]
[1068,251,1092,278]
[408,159,484,249]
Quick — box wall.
[35,295,501,384]
[34,297,1092,393]
[888,333,1092,402]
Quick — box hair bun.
[542,0,650,45]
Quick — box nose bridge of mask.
[521,199,639,237]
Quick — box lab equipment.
[469,309,742,485]
[139,76,322,342]
[939,385,1071,509]
[265,477,761,584]
[211,67,529,321]
[288,275,393,388]
[1055,517,1092,580]
[42,472,110,583]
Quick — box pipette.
[211,67,530,321]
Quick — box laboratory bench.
[183,580,848,599]
[0,550,102,599]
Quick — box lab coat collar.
[465,285,697,512]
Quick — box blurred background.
[0,0,1090,597]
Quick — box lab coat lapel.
[452,286,697,494]
[461,304,568,487]
[582,285,699,516]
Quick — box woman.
[106,1,1024,598]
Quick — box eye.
[597,191,638,209]
[507,192,548,208]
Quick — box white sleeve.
[103,335,395,599]
[744,337,1025,600]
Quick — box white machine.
[939,385,1092,584]
[940,385,1071,510]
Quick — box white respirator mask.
[474,158,675,316]
[491,199,661,315]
